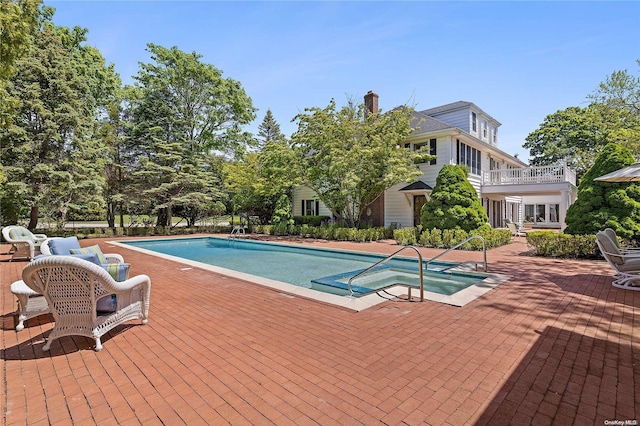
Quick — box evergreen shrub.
[526,231,598,258]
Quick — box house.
[292,91,578,230]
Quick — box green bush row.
[34,225,232,239]
[253,223,394,242]
[292,216,331,226]
[525,231,599,258]
[393,226,512,250]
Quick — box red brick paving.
[1,235,638,425]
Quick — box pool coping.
[108,236,511,311]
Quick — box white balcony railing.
[482,163,576,186]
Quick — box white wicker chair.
[22,255,151,351]
[2,225,47,261]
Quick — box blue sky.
[47,1,639,162]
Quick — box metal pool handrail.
[426,235,487,272]
[347,245,424,301]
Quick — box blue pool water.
[122,237,485,297]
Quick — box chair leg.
[94,337,102,351]
[15,294,29,331]
[43,338,53,351]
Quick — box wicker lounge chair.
[1,225,47,261]
[22,255,151,351]
[596,231,640,291]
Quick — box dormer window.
[471,112,477,132]
[492,128,497,145]
[482,120,488,139]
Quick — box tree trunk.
[106,202,115,228]
[156,208,168,227]
[118,201,124,228]
[27,205,39,230]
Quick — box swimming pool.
[114,237,508,310]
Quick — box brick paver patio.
[1,235,638,425]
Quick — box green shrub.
[393,228,417,245]
[428,228,443,248]
[293,216,331,226]
[526,231,598,258]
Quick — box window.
[492,128,497,145]
[525,204,535,222]
[489,158,498,170]
[456,139,481,175]
[302,200,319,216]
[482,121,488,139]
[525,203,559,223]
[549,204,559,223]
[429,138,436,165]
[471,112,477,132]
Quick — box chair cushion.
[49,237,81,255]
[96,264,130,314]
[102,263,131,282]
[9,227,34,242]
[96,294,117,313]
[69,244,108,264]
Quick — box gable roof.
[420,100,501,126]
[420,101,474,116]
[410,111,454,133]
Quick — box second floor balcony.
[482,163,576,187]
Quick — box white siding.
[291,186,332,217]
[384,183,414,228]
[431,109,471,133]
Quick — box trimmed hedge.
[253,224,394,242]
[25,225,232,240]
[394,226,511,251]
[526,231,599,258]
[292,216,331,226]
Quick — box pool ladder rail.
[228,226,246,239]
[346,235,487,301]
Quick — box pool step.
[311,267,421,294]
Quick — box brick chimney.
[364,90,379,115]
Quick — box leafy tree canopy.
[525,59,640,180]
[421,165,488,232]
[290,98,422,228]
[564,143,640,237]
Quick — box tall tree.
[290,98,423,228]
[129,44,256,226]
[256,109,283,149]
[0,0,42,128]
[223,139,297,224]
[525,59,640,180]
[564,143,640,237]
[1,23,109,228]
[421,165,488,232]
[523,106,612,180]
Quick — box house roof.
[419,101,474,116]
[410,111,455,133]
[420,100,502,126]
[399,181,433,191]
